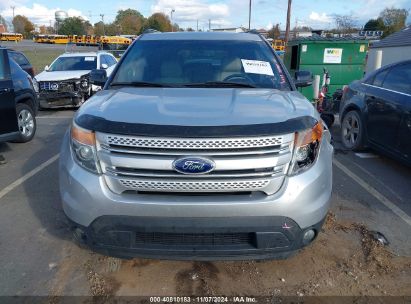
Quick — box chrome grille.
[105,135,284,150]
[118,178,270,192]
[96,132,294,195]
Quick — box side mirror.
[101,63,109,70]
[295,70,313,88]
[44,65,49,71]
[90,69,107,87]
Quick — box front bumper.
[38,91,85,108]
[59,130,333,260]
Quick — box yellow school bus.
[0,33,23,42]
[99,36,132,57]
[48,35,69,44]
[273,39,286,51]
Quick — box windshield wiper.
[185,81,257,88]
[110,81,171,88]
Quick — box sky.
[0,0,410,30]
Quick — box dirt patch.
[84,260,120,298]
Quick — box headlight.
[81,79,88,88]
[70,123,100,174]
[288,121,323,175]
[31,77,39,93]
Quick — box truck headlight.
[288,121,323,175]
[70,123,100,174]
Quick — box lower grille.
[118,178,270,192]
[135,232,254,246]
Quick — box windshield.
[49,56,97,71]
[111,40,291,89]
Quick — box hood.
[35,70,90,82]
[76,88,318,135]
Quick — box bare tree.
[333,14,357,35]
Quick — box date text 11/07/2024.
[149,296,257,303]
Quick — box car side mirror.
[44,65,49,71]
[101,63,108,70]
[90,69,107,87]
[295,70,313,88]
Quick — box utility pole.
[170,9,175,32]
[248,0,252,30]
[285,0,292,44]
[100,14,105,35]
[209,19,211,31]
[196,20,199,31]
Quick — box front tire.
[341,110,365,151]
[13,103,36,143]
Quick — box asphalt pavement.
[0,109,410,297]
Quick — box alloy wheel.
[18,109,35,138]
[342,112,361,149]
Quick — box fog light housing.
[302,229,316,245]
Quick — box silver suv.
[59,31,333,260]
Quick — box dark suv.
[7,49,35,78]
[0,48,38,143]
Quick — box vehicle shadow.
[21,121,73,242]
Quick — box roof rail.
[247,29,260,35]
[142,29,160,34]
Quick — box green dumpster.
[283,37,369,100]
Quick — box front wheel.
[13,103,36,143]
[341,110,366,151]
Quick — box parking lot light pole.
[248,0,252,30]
[100,14,105,35]
[171,9,175,32]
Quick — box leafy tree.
[142,13,172,32]
[94,21,105,36]
[186,27,195,32]
[114,9,145,34]
[104,23,121,36]
[12,15,34,38]
[267,24,281,39]
[363,18,385,31]
[379,7,409,37]
[58,17,87,35]
[0,15,7,31]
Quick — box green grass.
[22,49,64,75]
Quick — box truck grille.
[96,132,294,195]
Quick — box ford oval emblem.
[172,157,215,175]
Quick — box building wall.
[366,46,411,74]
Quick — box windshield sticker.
[84,57,96,61]
[241,59,274,76]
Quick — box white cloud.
[0,2,87,25]
[309,11,332,23]
[151,0,231,28]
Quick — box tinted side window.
[382,64,411,94]
[0,53,6,80]
[100,55,108,68]
[106,55,116,66]
[372,68,389,87]
[103,55,113,67]
[9,52,30,66]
